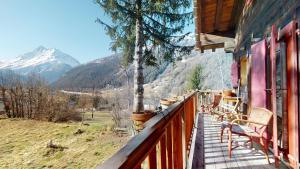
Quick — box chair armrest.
[238,114,248,119]
[230,119,267,126]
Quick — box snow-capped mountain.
[0,46,80,83]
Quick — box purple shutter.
[231,61,239,88]
[251,39,267,108]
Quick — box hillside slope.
[54,53,169,89]
[144,49,233,100]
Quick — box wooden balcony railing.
[97,92,198,169]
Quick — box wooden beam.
[201,0,206,33]
[194,0,202,49]
[201,43,225,50]
[215,0,224,31]
[270,25,279,167]
[229,0,243,30]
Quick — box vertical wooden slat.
[148,147,157,169]
[185,100,189,151]
[178,113,183,169]
[192,95,196,124]
[182,102,187,168]
[270,25,279,166]
[133,164,141,169]
[285,21,299,168]
[173,113,183,169]
[160,133,167,169]
[167,123,173,169]
[173,115,179,169]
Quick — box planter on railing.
[131,110,156,132]
[222,90,236,97]
[160,97,178,109]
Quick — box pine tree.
[187,65,204,90]
[96,0,193,114]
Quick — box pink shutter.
[250,39,267,108]
[231,61,239,88]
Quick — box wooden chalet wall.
[233,1,300,168]
[235,0,300,51]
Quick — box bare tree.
[0,71,81,122]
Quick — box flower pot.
[160,98,177,109]
[222,90,236,97]
[131,110,155,132]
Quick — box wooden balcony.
[97,91,287,169]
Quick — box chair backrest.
[248,107,273,128]
[212,94,222,109]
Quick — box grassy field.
[0,111,129,169]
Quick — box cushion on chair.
[221,121,259,137]
[221,121,230,129]
[232,124,260,137]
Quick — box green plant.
[187,65,204,90]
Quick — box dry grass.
[0,112,129,169]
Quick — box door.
[274,21,299,168]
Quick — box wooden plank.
[270,25,279,166]
[133,165,141,169]
[194,0,202,49]
[167,123,173,169]
[173,114,183,169]
[284,21,299,169]
[149,147,157,169]
[201,0,206,33]
[191,113,205,169]
[159,134,167,169]
[173,115,179,169]
[215,0,224,31]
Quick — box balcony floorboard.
[191,113,288,169]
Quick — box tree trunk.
[133,0,144,114]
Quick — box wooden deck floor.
[191,113,288,169]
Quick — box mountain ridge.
[0,46,80,83]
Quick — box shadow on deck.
[191,113,288,169]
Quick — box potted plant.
[160,98,178,109]
[131,109,156,132]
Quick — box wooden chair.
[211,96,241,122]
[206,94,222,113]
[221,107,273,163]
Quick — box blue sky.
[0,0,194,63]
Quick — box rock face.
[0,46,80,83]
